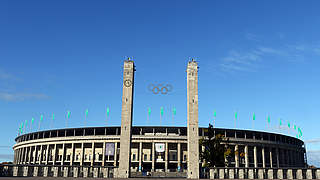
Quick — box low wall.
[0,164,116,178]
[209,167,320,179]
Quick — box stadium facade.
[13,59,307,178]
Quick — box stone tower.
[117,58,135,178]
[187,59,199,179]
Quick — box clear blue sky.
[1,0,320,165]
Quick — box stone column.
[139,142,142,172]
[28,146,32,164]
[165,142,168,172]
[33,146,37,164]
[269,148,273,168]
[187,59,199,179]
[276,148,280,168]
[245,145,249,168]
[70,143,74,166]
[62,143,65,165]
[235,145,239,168]
[23,147,27,164]
[114,142,118,166]
[177,143,181,171]
[254,146,257,168]
[118,59,135,178]
[39,145,43,164]
[152,142,155,172]
[45,144,49,164]
[262,147,265,168]
[81,142,84,166]
[53,144,57,165]
[102,142,106,166]
[91,142,95,166]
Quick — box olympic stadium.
[12,59,307,178]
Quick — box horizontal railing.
[0,164,116,178]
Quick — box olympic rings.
[148,84,173,94]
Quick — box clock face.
[124,79,132,87]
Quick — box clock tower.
[117,58,135,178]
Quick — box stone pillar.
[139,142,142,172]
[219,168,224,179]
[39,145,43,164]
[229,168,235,179]
[33,146,37,164]
[103,167,108,178]
[23,166,28,176]
[248,169,254,179]
[70,143,74,166]
[152,142,155,172]
[306,169,312,179]
[33,166,38,177]
[45,144,49,164]
[114,142,118,166]
[296,169,303,179]
[43,166,48,177]
[91,142,95,166]
[269,148,273,168]
[316,169,320,179]
[239,168,244,179]
[287,169,293,179]
[83,167,88,178]
[245,145,249,168]
[258,169,264,179]
[81,142,84,166]
[53,144,57,165]
[209,169,214,179]
[28,146,32,164]
[118,59,135,178]
[63,167,68,177]
[93,167,99,178]
[187,59,199,179]
[262,147,265,168]
[53,167,58,177]
[165,142,168,172]
[102,142,106,166]
[253,146,257,168]
[235,145,239,168]
[73,167,78,177]
[23,147,27,164]
[61,143,65,165]
[277,169,283,179]
[276,148,280,168]
[177,142,181,171]
[267,169,273,179]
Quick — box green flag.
[172,107,176,115]
[160,107,164,116]
[279,118,282,126]
[21,122,24,133]
[148,107,151,116]
[252,112,255,120]
[294,125,297,130]
[287,121,291,128]
[40,114,43,122]
[214,110,216,118]
[267,115,270,123]
[52,114,55,121]
[67,111,71,118]
[235,112,238,119]
[31,117,34,124]
[85,109,89,117]
[106,107,110,116]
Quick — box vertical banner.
[105,143,115,156]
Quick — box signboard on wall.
[105,143,115,156]
[155,143,165,152]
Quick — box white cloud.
[307,150,320,167]
[0,69,15,80]
[0,92,48,101]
